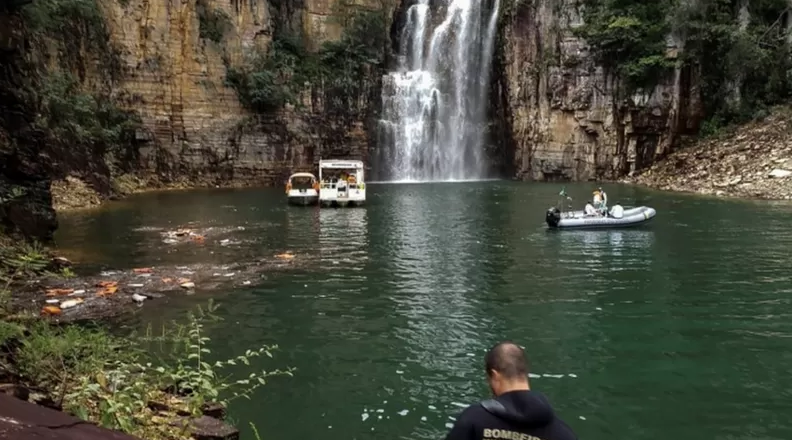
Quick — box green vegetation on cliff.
[576,0,792,134]
[225,9,388,119]
[197,0,232,43]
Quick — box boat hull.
[546,206,656,229]
[287,194,318,206]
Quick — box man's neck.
[497,380,530,396]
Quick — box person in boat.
[443,342,578,440]
[592,188,608,216]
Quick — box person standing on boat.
[592,188,608,216]
[443,342,578,440]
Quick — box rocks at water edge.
[625,108,792,200]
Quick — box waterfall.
[378,0,501,182]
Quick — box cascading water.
[378,0,500,182]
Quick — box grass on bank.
[0,238,294,440]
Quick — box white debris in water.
[448,416,456,421]
[328,426,332,429]
[383,400,388,404]
[223,273,235,277]
[445,423,454,429]
[128,284,144,287]
[529,373,541,378]
[396,370,404,374]
[137,273,152,278]
[181,270,194,275]
[450,402,467,408]
[397,410,409,416]
[421,416,427,421]
[361,413,369,422]
[376,409,384,413]
[378,415,382,420]
[543,374,564,378]
[579,416,586,420]
[568,373,578,378]
[466,353,474,356]
[595,307,603,311]
[100,271,118,276]
[243,281,251,285]
[213,273,222,276]
[428,405,437,410]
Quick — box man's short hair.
[484,341,529,379]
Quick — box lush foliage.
[675,0,792,133]
[576,0,792,133]
[34,73,141,155]
[575,0,676,91]
[1,300,293,440]
[197,0,232,43]
[225,9,388,116]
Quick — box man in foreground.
[444,342,578,440]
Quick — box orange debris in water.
[133,268,153,274]
[275,252,295,260]
[96,280,118,288]
[177,277,191,284]
[191,235,205,243]
[97,285,118,297]
[161,277,173,283]
[45,288,74,297]
[41,306,62,316]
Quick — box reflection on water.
[317,207,369,271]
[381,184,491,409]
[51,183,792,440]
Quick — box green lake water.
[54,181,792,440]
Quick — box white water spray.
[378,0,500,182]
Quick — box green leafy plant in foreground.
[48,300,296,440]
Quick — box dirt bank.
[624,108,792,200]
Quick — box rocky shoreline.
[624,109,792,200]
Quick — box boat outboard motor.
[546,207,561,228]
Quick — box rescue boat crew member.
[443,342,578,440]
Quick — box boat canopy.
[319,160,363,169]
[288,172,317,181]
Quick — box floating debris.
[132,293,147,303]
[41,306,61,316]
[132,268,153,274]
[361,413,369,422]
[60,298,83,309]
[397,410,409,416]
[45,288,73,297]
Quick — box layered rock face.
[104,0,392,187]
[495,0,702,181]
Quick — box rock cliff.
[494,0,702,182]
[0,0,394,240]
[104,0,394,187]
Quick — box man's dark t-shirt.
[444,390,577,440]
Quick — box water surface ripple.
[55,182,792,440]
